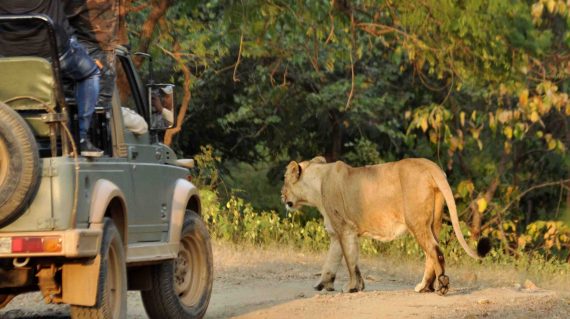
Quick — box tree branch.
[160,44,192,146]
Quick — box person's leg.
[75,71,100,140]
[80,41,116,111]
[59,37,103,156]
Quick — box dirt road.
[1,242,569,318]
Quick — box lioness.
[281,156,488,295]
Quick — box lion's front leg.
[340,231,365,293]
[314,232,343,291]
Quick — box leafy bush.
[201,189,330,251]
[483,220,570,260]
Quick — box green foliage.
[192,145,223,188]
[221,161,284,212]
[343,137,383,166]
[485,220,570,260]
[202,190,330,251]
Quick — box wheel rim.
[107,243,122,317]
[174,234,207,307]
[0,137,8,188]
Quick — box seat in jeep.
[0,56,59,156]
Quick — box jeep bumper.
[0,229,101,258]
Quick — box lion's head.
[280,156,327,210]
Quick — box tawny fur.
[281,156,480,295]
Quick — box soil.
[1,242,569,318]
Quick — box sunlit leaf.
[503,126,513,140]
[477,198,488,213]
[546,0,556,13]
[519,89,529,107]
[420,116,429,132]
[531,2,544,19]
[504,141,512,154]
[548,139,557,150]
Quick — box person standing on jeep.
[64,0,124,111]
[0,0,104,157]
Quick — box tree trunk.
[326,110,342,162]
[469,154,508,239]
[163,44,191,146]
[118,0,130,46]
[469,177,500,239]
[566,116,570,210]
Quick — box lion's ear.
[310,156,327,164]
[286,161,302,182]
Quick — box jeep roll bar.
[0,14,68,111]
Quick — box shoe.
[80,138,104,157]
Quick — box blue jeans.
[59,37,100,140]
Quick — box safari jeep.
[0,15,213,318]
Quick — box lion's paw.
[314,281,335,291]
[414,282,435,293]
[342,283,364,293]
[435,275,449,296]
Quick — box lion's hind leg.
[414,259,435,293]
[402,171,450,295]
[432,192,449,295]
[405,195,449,295]
[415,192,445,293]
[409,227,448,295]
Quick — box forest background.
[122,0,570,268]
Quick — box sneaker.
[80,138,104,157]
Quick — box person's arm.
[122,107,148,134]
[161,107,174,124]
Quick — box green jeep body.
[0,15,212,318]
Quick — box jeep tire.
[0,102,40,227]
[70,218,127,319]
[141,211,213,319]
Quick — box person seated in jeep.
[151,85,174,129]
[0,0,103,157]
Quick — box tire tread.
[141,211,213,319]
[0,102,40,225]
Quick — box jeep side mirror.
[148,84,176,130]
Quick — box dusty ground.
[1,241,569,318]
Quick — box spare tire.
[0,102,40,227]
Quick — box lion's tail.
[429,167,482,260]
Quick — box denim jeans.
[59,37,100,140]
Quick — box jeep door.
[116,54,167,243]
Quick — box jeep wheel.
[141,211,213,319]
[71,218,127,319]
[0,102,40,227]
